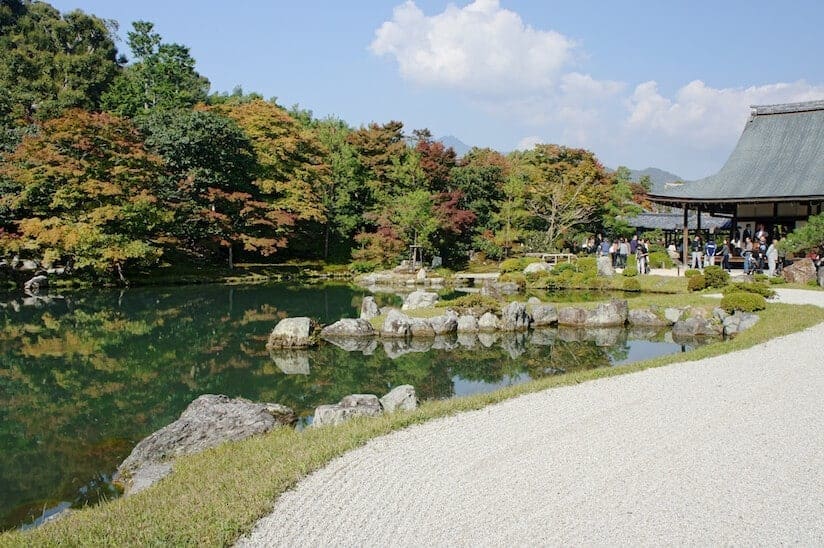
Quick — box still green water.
[0,283,693,530]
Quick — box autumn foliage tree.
[0,109,169,278]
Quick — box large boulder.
[478,312,500,331]
[500,301,531,331]
[416,268,427,282]
[596,255,615,276]
[266,317,318,349]
[115,395,295,494]
[321,318,376,339]
[402,290,439,310]
[456,314,479,333]
[628,308,668,327]
[664,307,683,324]
[585,300,628,327]
[429,311,458,335]
[558,306,588,326]
[381,309,412,338]
[523,261,552,275]
[360,296,380,320]
[723,312,760,337]
[380,385,418,413]
[783,258,817,284]
[530,303,558,327]
[313,394,383,427]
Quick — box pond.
[0,282,696,530]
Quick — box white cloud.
[516,135,543,150]
[370,0,575,95]
[627,79,824,147]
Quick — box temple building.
[647,100,824,263]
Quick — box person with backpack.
[704,238,717,266]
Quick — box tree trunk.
[324,224,330,261]
[228,245,234,270]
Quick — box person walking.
[766,239,779,277]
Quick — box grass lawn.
[3,297,824,546]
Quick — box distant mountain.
[437,135,471,157]
[627,167,686,192]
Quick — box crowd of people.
[580,234,653,275]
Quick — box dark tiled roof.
[626,212,731,230]
[649,100,824,203]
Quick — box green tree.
[101,21,209,117]
[601,166,643,238]
[0,0,119,144]
[0,109,169,279]
[779,211,824,255]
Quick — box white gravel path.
[239,289,824,546]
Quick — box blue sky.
[50,0,824,180]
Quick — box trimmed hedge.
[684,269,701,278]
[703,265,730,288]
[499,257,540,273]
[687,274,707,291]
[720,291,767,313]
[722,281,775,298]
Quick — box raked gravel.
[238,289,824,546]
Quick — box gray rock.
[524,261,552,275]
[672,317,722,338]
[381,309,412,338]
[664,307,683,324]
[416,268,427,282]
[724,312,759,337]
[585,300,628,327]
[313,394,383,428]
[456,314,479,333]
[266,317,317,349]
[402,290,439,310]
[380,385,418,413]
[409,318,436,338]
[429,311,458,335]
[596,255,615,276]
[23,274,49,293]
[558,306,588,326]
[819,267,824,288]
[713,307,729,322]
[360,296,380,320]
[500,301,531,331]
[115,395,295,493]
[527,297,542,305]
[628,308,668,327]
[478,312,500,331]
[321,318,376,339]
[783,258,817,284]
[530,303,558,326]
[20,259,38,271]
[269,349,310,375]
[738,312,760,332]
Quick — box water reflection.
[0,283,694,530]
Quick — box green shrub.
[722,281,775,298]
[684,269,701,278]
[436,293,499,314]
[499,257,540,273]
[623,255,638,276]
[499,272,526,288]
[720,291,767,313]
[552,262,575,275]
[623,277,641,292]
[753,273,768,282]
[687,274,707,291]
[808,279,820,287]
[575,257,597,276]
[703,265,730,288]
[648,250,674,269]
[768,276,787,285]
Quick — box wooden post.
[682,204,689,270]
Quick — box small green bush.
[722,281,775,298]
[623,255,638,276]
[753,273,768,282]
[703,265,730,288]
[499,257,540,273]
[499,272,526,287]
[720,291,766,313]
[768,276,787,285]
[684,269,701,278]
[575,257,597,276]
[687,274,707,291]
[623,277,641,292]
[552,262,575,275]
[648,250,674,269]
[436,293,499,314]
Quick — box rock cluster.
[313,385,419,427]
[266,317,318,349]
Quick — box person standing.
[766,239,779,277]
[720,238,731,272]
[704,238,717,266]
[618,238,629,268]
[636,238,648,275]
[690,235,703,269]
[630,234,638,255]
[743,237,753,274]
